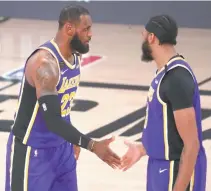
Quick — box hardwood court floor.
[0,18,211,190]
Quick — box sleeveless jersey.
[142,56,205,160]
[12,39,81,148]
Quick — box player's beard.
[70,33,89,54]
[141,40,153,62]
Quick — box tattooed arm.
[24,50,121,168]
[25,50,59,98]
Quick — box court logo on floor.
[1,54,104,81]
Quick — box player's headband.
[145,15,177,44]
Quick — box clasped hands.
[74,136,146,171]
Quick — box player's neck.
[154,46,177,71]
[54,33,73,60]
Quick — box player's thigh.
[52,143,78,191]
[147,158,176,191]
[146,158,154,191]
[9,138,55,191]
[171,152,207,191]
[52,168,78,191]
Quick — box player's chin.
[85,43,89,50]
[80,44,90,54]
[84,43,89,49]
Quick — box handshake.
[88,136,146,171]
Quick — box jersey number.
[61,91,76,117]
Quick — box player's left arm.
[164,67,200,191]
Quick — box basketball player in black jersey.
[121,15,207,191]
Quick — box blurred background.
[0,1,211,191]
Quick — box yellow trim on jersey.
[155,57,186,77]
[76,54,81,83]
[157,78,169,160]
[22,102,39,144]
[156,56,188,160]
[50,39,77,70]
[38,46,61,86]
[168,161,174,191]
[23,146,32,191]
[9,136,15,189]
[189,170,195,191]
[77,54,82,69]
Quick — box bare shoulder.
[25,49,60,98]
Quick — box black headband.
[145,20,167,42]
[145,15,177,44]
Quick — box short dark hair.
[58,5,90,29]
[145,14,178,45]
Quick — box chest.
[57,64,80,94]
[147,74,163,105]
[56,65,81,117]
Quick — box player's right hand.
[92,136,122,169]
[120,141,146,171]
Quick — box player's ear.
[147,33,156,44]
[65,23,76,37]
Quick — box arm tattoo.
[36,65,51,87]
[35,53,59,97]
